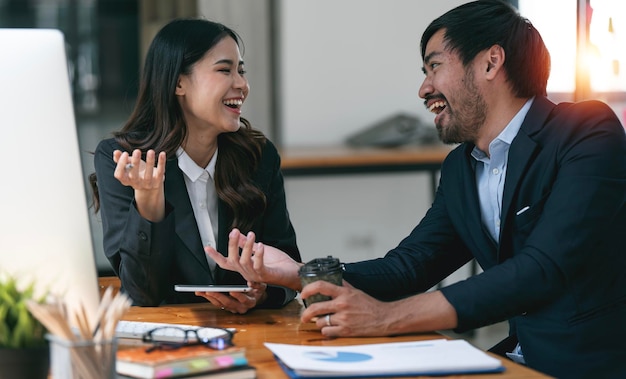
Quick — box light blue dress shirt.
[471,98,534,243]
[470,98,534,364]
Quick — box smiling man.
[208,1,626,377]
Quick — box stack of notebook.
[116,344,255,379]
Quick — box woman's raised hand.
[113,149,167,222]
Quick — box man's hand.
[300,280,395,337]
[300,280,458,337]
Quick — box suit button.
[138,231,148,241]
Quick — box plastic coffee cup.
[298,256,343,307]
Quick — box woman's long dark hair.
[89,18,267,232]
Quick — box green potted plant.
[0,275,50,379]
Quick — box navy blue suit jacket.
[343,96,626,378]
[94,138,300,308]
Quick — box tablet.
[174,285,252,293]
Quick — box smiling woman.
[88,18,301,313]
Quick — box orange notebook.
[116,344,248,379]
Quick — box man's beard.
[437,69,486,145]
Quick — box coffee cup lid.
[298,256,342,275]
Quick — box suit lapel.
[498,97,555,261]
[459,144,498,261]
[164,160,212,273]
[214,202,233,283]
[501,133,538,226]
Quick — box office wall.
[277,0,466,147]
[275,0,467,269]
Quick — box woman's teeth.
[223,99,243,108]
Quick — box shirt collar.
[176,146,218,182]
[471,97,534,160]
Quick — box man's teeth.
[223,99,243,106]
[428,100,446,113]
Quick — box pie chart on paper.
[303,351,372,362]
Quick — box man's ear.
[485,45,505,78]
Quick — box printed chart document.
[265,339,505,378]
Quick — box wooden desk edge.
[101,277,549,378]
[279,145,453,170]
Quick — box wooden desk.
[115,292,548,378]
[279,145,452,197]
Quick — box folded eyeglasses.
[142,326,234,353]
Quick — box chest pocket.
[505,192,550,258]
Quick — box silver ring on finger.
[325,314,332,327]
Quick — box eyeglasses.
[142,326,234,353]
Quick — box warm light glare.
[519,0,626,94]
[518,0,577,93]
[587,0,626,92]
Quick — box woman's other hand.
[195,281,268,314]
[205,228,303,290]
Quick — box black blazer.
[343,97,626,378]
[94,137,301,308]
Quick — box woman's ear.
[175,76,185,96]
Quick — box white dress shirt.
[177,147,219,277]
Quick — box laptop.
[0,28,99,328]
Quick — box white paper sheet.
[265,339,504,377]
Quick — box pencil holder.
[46,334,117,379]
